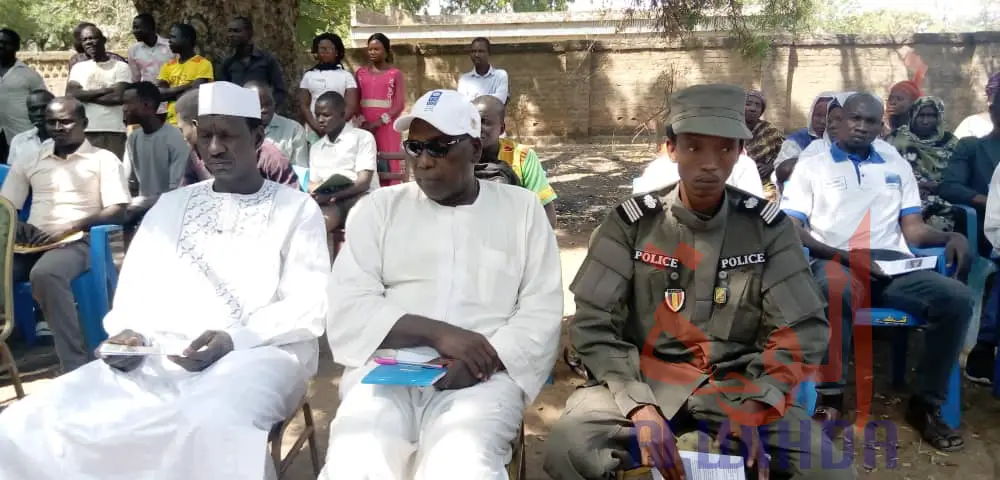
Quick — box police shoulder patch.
[731,189,785,226]
[616,193,663,224]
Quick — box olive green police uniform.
[543,84,856,480]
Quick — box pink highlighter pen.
[374,357,445,369]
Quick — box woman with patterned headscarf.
[954,72,1000,139]
[889,96,959,231]
[743,89,784,196]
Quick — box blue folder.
[361,363,448,387]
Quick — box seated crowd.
[0,18,998,480]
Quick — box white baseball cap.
[393,89,481,138]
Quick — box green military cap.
[667,84,753,140]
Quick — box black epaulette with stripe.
[616,193,663,225]
[733,191,785,226]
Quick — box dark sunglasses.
[402,136,468,158]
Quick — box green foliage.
[1,0,135,50]
[297,0,429,49]
[442,0,571,14]
[625,0,818,60]
[298,0,354,45]
[809,0,937,35]
[0,0,38,41]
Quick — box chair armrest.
[952,204,979,254]
[88,225,120,258]
[908,246,951,276]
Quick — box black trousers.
[0,131,8,165]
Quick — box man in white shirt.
[66,25,132,160]
[457,37,509,104]
[0,82,329,480]
[322,89,563,478]
[0,28,47,163]
[5,89,54,166]
[782,92,972,452]
[953,73,1000,139]
[1,97,131,373]
[633,150,765,197]
[246,80,309,168]
[309,90,378,232]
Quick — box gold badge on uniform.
[714,287,728,305]
[664,289,685,312]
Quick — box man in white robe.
[322,89,564,479]
[0,81,330,480]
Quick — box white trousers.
[321,370,526,480]
[0,345,309,480]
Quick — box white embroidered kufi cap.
[197,81,261,119]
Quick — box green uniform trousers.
[543,385,857,480]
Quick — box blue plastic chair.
[12,225,120,350]
[0,165,120,350]
[798,246,818,416]
[0,166,31,223]
[292,165,310,192]
[952,205,996,350]
[851,246,962,429]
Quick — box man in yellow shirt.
[474,95,558,228]
[156,23,213,125]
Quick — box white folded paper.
[875,256,937,276]
[97,343,187,357]
[649,451,746,480]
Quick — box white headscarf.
[807,91,837,137]
[813,91,857,149]
[802,91,895,159]
[773,92,838,169]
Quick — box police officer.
[543,84,855,480]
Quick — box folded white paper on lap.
[875,256,937,276]
[650,451,746,480]
[97,343,188,357]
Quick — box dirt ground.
[2,143,999,479]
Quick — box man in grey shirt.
[245,80,308,167]
[121,81,190,227]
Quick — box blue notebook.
[361,363,448,387]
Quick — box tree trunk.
[132,0,303,114]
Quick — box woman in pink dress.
[356,33,406,186]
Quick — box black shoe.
[904,397,965,452]
[964,343,995,386]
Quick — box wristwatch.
[380,113,391,125]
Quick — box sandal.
[812,405,841,423]
[562,346,589,379]
[905,397,965,452]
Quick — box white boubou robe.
[322,180,564,479]
[0,180,330,480]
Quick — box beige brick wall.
[23,32,1000,143]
